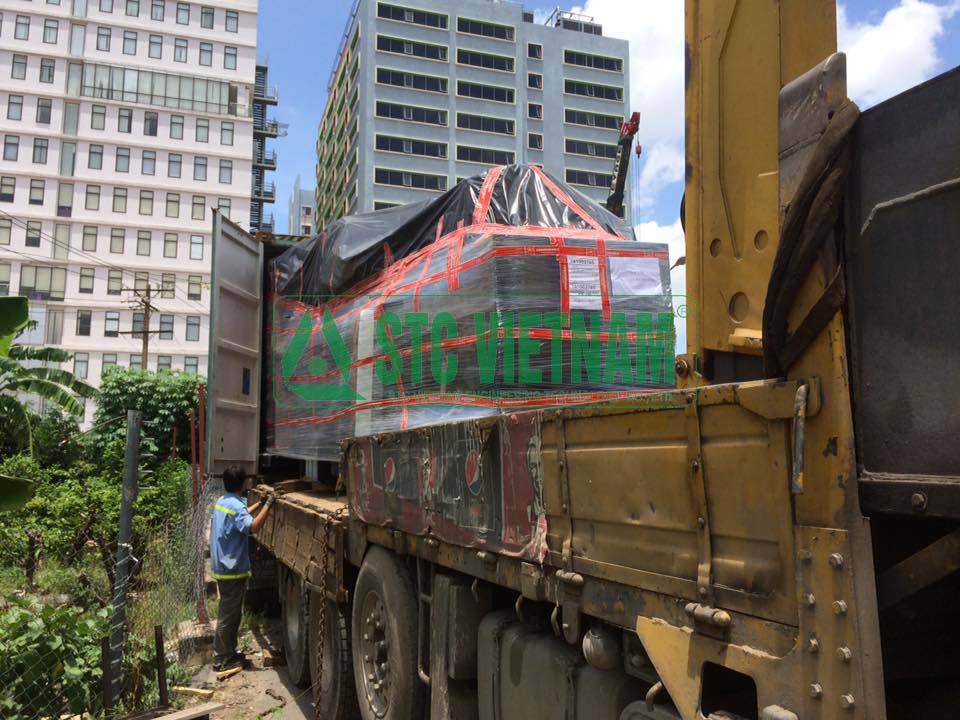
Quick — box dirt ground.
[180,620,314,720]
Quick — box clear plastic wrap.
[264,165,675,461]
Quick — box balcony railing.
[254,84,279,105]
[252,182,276,202]
[255,150,278,170]
[255,119,280,137]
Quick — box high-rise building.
[0,0,258,423]
[287,173,313,235]
[250,59,278,232]
[314,1,629,230]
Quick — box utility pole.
[123,284,161,369]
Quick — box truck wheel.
[351,546,424,720]
[280,565,311,687]
[309,590,360,719]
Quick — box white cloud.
[839,0,959,107]
[635,219,687,352]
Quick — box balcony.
[254,84,279,105]
[253,214,274,232]
[252,182,276,203]
[255,119,280,137]
[254,150,278,170]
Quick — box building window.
[218,160,232,184]
[43,19,60,44]
[115,147,130,172]
[565,139,618,159]
[200,5,214,28]
[191,195,205,220]
[107,269,122,295]
[377,3,447,29]
[528,43,542,60]
[163,233,177,258]
[139,189,153,215]
[40,59,56,84]
[123,30,137,55]
[132,311,145,339]
[199,42,212,66]
[57,182,74,214]
[0,176,15,202]
[118,108,132,133]
[157,355,172,371]
[76,309,92,335]
[19,266,67,301]
[564,80,623,102]
[456,49,514,73]
[376,35,448,62]
[220,122,234,146]
[184,356,198,374]
[186,315,200,341]
[110,227,124,253]
[176,2,189,24]
[374,168,447,192]
[74,353,89,379]
[216,197,230,218]
[15,16,30,41]
[456,81,514,104]
[165,192,179,217]
[7,96,23,121]
[134,271,148,293]
[375,135,447,158]
[79,267,96,295]
[528,73,543,90]
[193,157,207,180]
[33,139,49,165]
[126,0,140,17]
[457,146,515,165]
[104,311,119,337]
[174,38,187,62]
[150,0,164,21]
[148,34,162,59]
[564,50,623,73]
[142,150,156,175]
[112,186,127,212]
[190,234,203,260]
[564,108,621,129]
[130,354,143,369]
[528,133,543,150]
[456,17,514,41]
[529,103,544,120]
[195,119,209,142]
[225,10,238,32]
[29,180,44,206]
[3,136,18,162]
[168,153,182,177]
[36,99,52,125]
[565,169,614,188]
[25,221,41,246]
[160,273,175,298]
[137,230,151,256]
[53,224,69,261]
[82,225,97,251]
[144,111,158,136]
[0,219,10,245]
[85,185,101,210]
[88,144,103,169]
[187,274,201,300]
[170,115,184,139]
[375,101,447,126]
[0,264,9,295]
[91,104,106,129]
[101,0,114,11]
[11,55,27,80]
[454,114,515,138]
[375,67,447,94]
[102,353,118,370]
[224,46,237,70]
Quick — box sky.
[258,0,960,271]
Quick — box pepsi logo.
[384,456,396,492]
[465,449,482,496]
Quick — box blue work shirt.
[210,492,254,580]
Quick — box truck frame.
[205,2,960,718]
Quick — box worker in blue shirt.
[211,465,274,672]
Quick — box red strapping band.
[530,165,606,234]
[473,166,505,225]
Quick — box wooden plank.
[156,702,224,720]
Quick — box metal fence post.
[109,409,142,705]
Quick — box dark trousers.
[213,578,246,665]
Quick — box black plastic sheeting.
[271,164,635,300]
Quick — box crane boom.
[604,111,641,219]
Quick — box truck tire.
[351,546,425,720]
[280,564,311,687]
[309,590,360,720]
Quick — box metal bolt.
[803,592,816,607]
[829,553,845,569]
[809,683,823,699]
[798,548,813,563]
[697,516,706,528]
[630,654,645,669]
[806,637,820,654]
[833,600,848,616]
[691,459,700,472]
[698,586,708,598]
[675,358,690,377]
[911,492,927,512]
[840,694,856,710]
[836,646,853,662]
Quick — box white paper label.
[609,256,663,298]
[568,256,602,310]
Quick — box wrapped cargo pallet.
[265,165,676,461]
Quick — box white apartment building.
[0,0,257,423]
